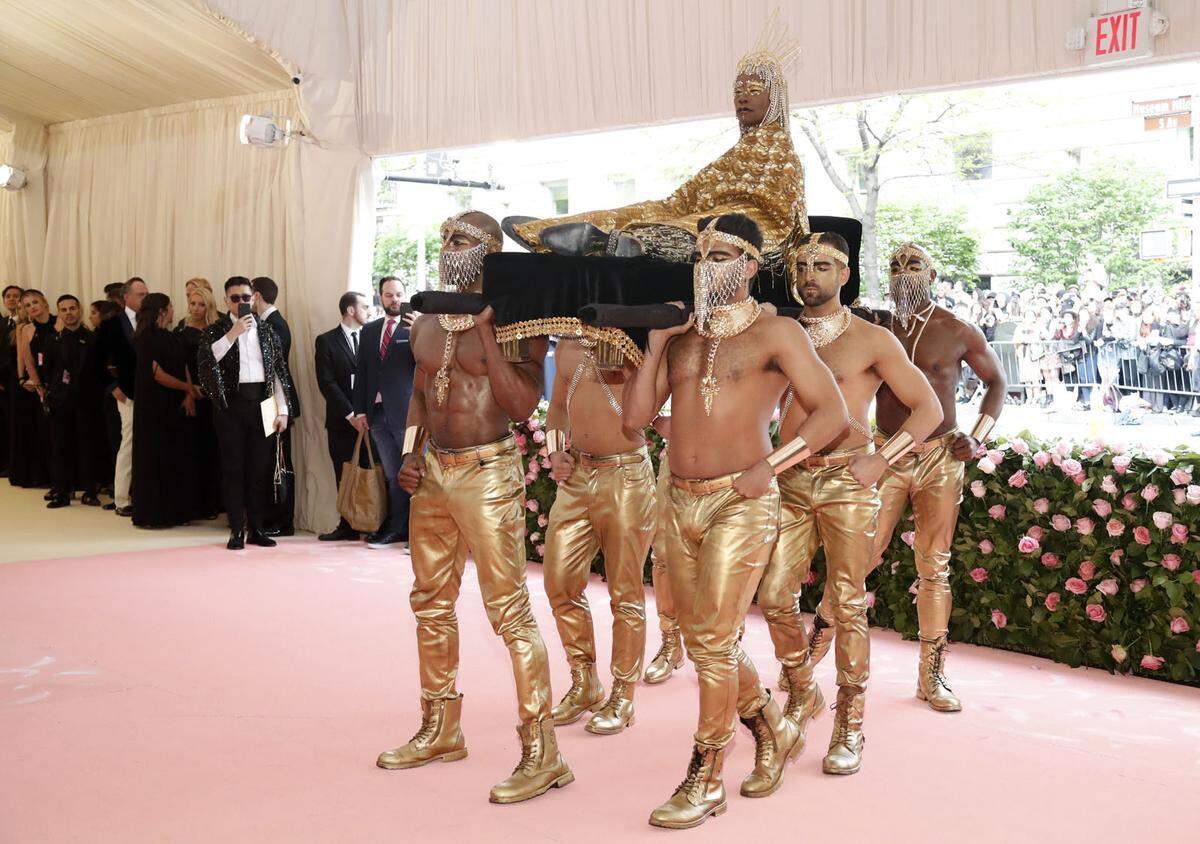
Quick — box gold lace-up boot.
[643,628,685,684]
[739,694,802,798]
[778,615,832,696]
[586,679,635,735]
[550,662,605,726]
[648,745,727,829]
[917,635,962,712]
[489,720,574,804]
[822,685,865,776]
[376,695,467,769]
[779,664,824,750]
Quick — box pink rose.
[1111,644,1127,663]
[541,457,551,469]
[1141,484,1160,503]
[1171,524,1189,544]
[1033,498,1050,514]
[988,504,1006,520]
[990,610,1007,629]
[525,500,539,512]
[1112,454,1132,475]
[977,457,997,475]
[1170,617,1191,634]
[978,539,994,554]
[1096,578,1119,596]
[1027,525,1044,541]
[1044,592,1061,611]
[805,570,818,586]
[1122,494,1137,510]
[1110,548,1125,565]
[537,514,548,527]
[1086,603,1107,623]
[1065,577,1088,595]
[1161,553,1182,571]
[1132,526,1152,546]
[1010,438,1030,455]
[1017,536,1040,554]
[1007,470,1028,489]
[527,461,541,477]
[527,417,541,430]
[1041,552,1060,568]
[969,480,986,498]
[1093,499,1112,517]
[1150,449,1170,467]
[1054,440,1073,457]
[908,580,919,595]
[1174,488,1187,506]
[1061,458,1083,477]
[987,449,1005,465]
[1188,485,1200,505]
[528,531,540,543]
[1140,655,1165,670]
[1171,467,1193,485]
[1078,560,1096,580]
[1194,570,1200,586]
[1081,441,1104,459]
[864,591,876,609]
[531,429,546,444]
[901,531,915,547]
[1051,514,1071,532]
[1130,578,1148,593]
[1196,639,1200,653]
[1153,511,1174,530]
[1075,517,1095,536]
[1101,475,1119,495]
[535,544,545,558]
[970,567,989,583]
[1105,518,1125,538]
[1032,450,1051,469]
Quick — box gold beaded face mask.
[694,222,761,334]
[437,212,498,292]
[888,242,934,329]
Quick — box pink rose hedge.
[515,408,1200,685]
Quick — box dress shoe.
[261,527,281,537]
[377,695,467,769]
[541,222,609,257]
[739,693,802,798]
[43,490,55,501]
[916,635,962,712]
[46,497,71,509]
[488,719,573,804]
[550,663,604,726]
[585,679,634,735]
[102,502,116,511]
[115,506,133,518]
[648,745,726,829]
[822,685,866,775]
[227,530,245,550]
[247,530,277,548]
[365,530,402,549]
[501,215,538,251]
[274,527,295,537]
[81,492,102,506]
[644,627,685,684]
[319,524,361,542]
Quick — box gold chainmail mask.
[888,242,935,331]
[432,212,498,406]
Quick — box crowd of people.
[922,276,1200,414]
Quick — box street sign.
[1132,96,1191,117]
[1145,113,1192,131]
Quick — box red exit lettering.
[1094,9,1142,56]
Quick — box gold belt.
[432,435,517,467]
[671,471,740,495]
[572,446,648,470]
[874,429,959,456]
[800,443,875,469]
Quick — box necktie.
[351,330,359,357]
[380,319,395,360]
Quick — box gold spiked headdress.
[735,9,801,133]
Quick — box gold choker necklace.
[698,297,762,416]
[433,314,475,406]
[799,306,851,348]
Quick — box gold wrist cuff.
[545,429,567,454]
[402,425,428,456]
[969,413,996,443]
[765,436,810,475]
[878,430,915,465]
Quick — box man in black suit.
[94,277,146,516]
[315,291,371,541]
[253,276,301,536]
[199,277,298,550]
[0,284,22,476]
[352,275,415,548]
[45,295,102,508]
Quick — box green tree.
[372,229,441,288]
[875,202,980,284]
[1007,160,1187,289]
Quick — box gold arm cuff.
[878,430,916,465]
[969,413,996,443]
[765,436,810,475]
[402,426,428,456]
[544,429,567,454]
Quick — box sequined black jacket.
[198,314,298,415]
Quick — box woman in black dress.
[9,290,53,488]
[131,293,200,527]
[176,285,222,518]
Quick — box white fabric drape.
[0,110,47,286]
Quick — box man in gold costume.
[758,232,941,777]
[376,211,573,805]
[624,213,848,829]
[503,23,806,267]
[540,336,655,736]
[643,411,687,685]
[803,242,1006,713]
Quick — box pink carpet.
[2,540,1198,843]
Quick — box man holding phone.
[198,277,297,550]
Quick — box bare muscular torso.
[877,306,968,437]
[555,338,641,456]
[666,314,791,478]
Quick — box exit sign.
[1085,7,1153,65]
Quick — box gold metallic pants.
[543,446,655,682]
[408,435,553,725]
[650,451,677,633]
[666,472,779,750]
[759,447,879,689]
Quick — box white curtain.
[0,110,48,287]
